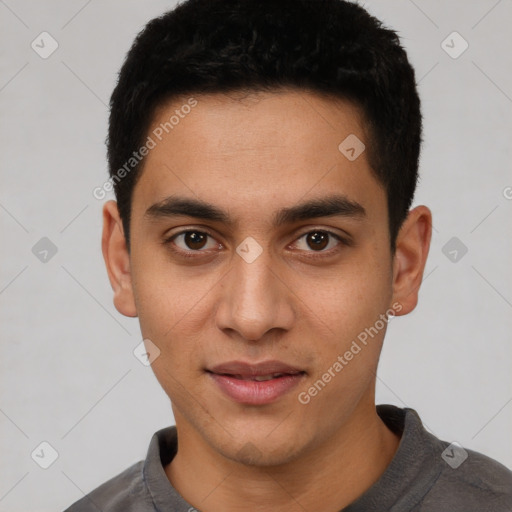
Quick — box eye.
[293,230,344,253]
[166,230,220,253]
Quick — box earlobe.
[391,205,432,316]
[101,200,138,318]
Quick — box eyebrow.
[145,194,366,227]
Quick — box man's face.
[122,90,397,465]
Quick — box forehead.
[132,89,386,227]
[148,89,367,161]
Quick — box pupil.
[307,231,328,251]
[185,232,206,250]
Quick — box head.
[102,0,431,466]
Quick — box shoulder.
[63,426,178,512]
[384,406,512,511]
[423,445,512,511]
[63,460,152,512]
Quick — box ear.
[101,200,138,317]
[391,205,432,315]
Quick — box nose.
[214,244,295,342]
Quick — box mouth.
[206,360,306,405]
[216,371,303,382]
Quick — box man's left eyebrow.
[273,195,366,225]
[144,194,366,226]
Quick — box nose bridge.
[232,246,277,315]
[216,243,293,340]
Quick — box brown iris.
[306,231,329,251]
[185,231,208,250]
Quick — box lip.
[207,360,306,405]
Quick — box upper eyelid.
[165,228,219,245]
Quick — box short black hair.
[107,0,422,250]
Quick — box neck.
[165,399,401,512]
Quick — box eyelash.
[162,228,349,260]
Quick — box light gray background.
[1,1,511,511]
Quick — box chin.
[211,426,308,468]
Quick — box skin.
[102,89,432,511]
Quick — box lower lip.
[208,372,305,405]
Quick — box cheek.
[130,250,229,392]
[130,265,189,371]
[131,243,206,333]
[299,250,393,373]
[295,271,391,426]
[310,262,392,338]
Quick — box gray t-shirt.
[64,405,512,511]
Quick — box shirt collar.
[342,405,443,511]
[143,426,193,511]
